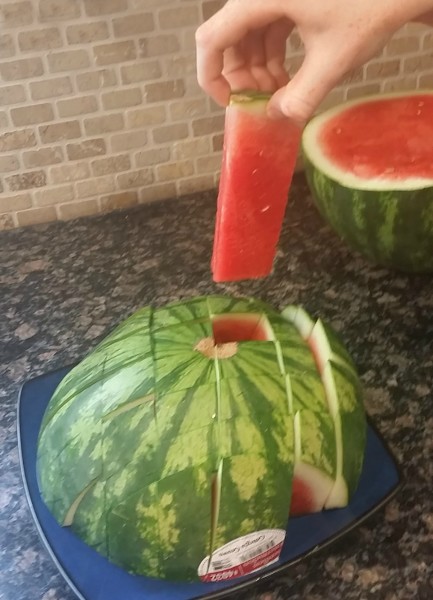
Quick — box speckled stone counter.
[1,175,432,600]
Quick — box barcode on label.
[238,539,276,563]
[210,559,233,571]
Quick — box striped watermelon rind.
[37,295,366,582]
[302,92,433,272]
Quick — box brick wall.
[0,0,432,229]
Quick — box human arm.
[196,0,433,124]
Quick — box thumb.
[267,49,345,124]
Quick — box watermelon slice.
[212,92,302,282]
[302,91,433,272]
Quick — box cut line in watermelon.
[212,91,302,282]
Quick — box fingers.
[239,29,282,91]
[196,1,281,105]
[267,47,347,124]
[196,30,231,106]
[264,18,294,88]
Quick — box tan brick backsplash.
[0,57,44,81]
[102,87,142,110]
[0,112,9,129]
[139,182,176,204]
[50,162,90,184]
[100,191,138,211]
[156,159,194,182]
[120,61,162,84]
[0,34,16,59]
[0,2,34,28]
[111,129,148,152]
[0,129,36,152]
[144,79,185,102]
[91,154,131,177]
[76,176,115,199]
[139,35,180,58]
[0,1,431,229]
[47,49,90,73]
[135,147,171,167]
[39,0,81,22]
[30,77,72,100]
[66,139,106,161]
[18,28,63,52]
[0,214,14,230]
[39,120,81,143]
[112,13,155,37]
[0,155,20,173]
[172,137,211,160]
[125,106,166,128]
[11,103,54,126]
[0,193,32,213]
[66,22,110,45]
[57,95,99,118]
[0,84,26,105]
[94,41,136,67]
[84,114,125,136]
[23,147,63,168]
[34,184,74,206]
[58,199,99,220]
[83,0,128,17]
[117,168,154,190]
[76,69,117,92]
[202,0,225,21]
[152,123,189,144]
[16,206,56,227]
[6,170,46,192]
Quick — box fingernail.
[266,104,285,120]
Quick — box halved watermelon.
[37,296,366,582]
[302,91,433,272]
[212,92,301,282]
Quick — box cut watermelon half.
[302,91,433,272]
[212,91,302,282]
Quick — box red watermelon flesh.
[289,464,335,516]
[212,92,301,282]
[212,314,270,344]
[319,94,433,181]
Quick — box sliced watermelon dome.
[36,296,366,582]
[302,91,433,272]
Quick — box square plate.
[18,367,402,600]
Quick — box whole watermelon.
[37,296,366,582]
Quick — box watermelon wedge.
[302,91,433,272]
[212,92,302,282]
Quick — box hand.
[196,0,433,124]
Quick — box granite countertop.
[1,174,432,600]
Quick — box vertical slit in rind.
[208,460,223,573]
[293,411,302,462]
[285,373,293,415]
[63,478,99,527]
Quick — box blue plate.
[18,367,402,600]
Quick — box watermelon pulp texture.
[212,92,301,282]
[302,92,433,272]
[36,296,366,582]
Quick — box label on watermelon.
[198,529,285,582]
